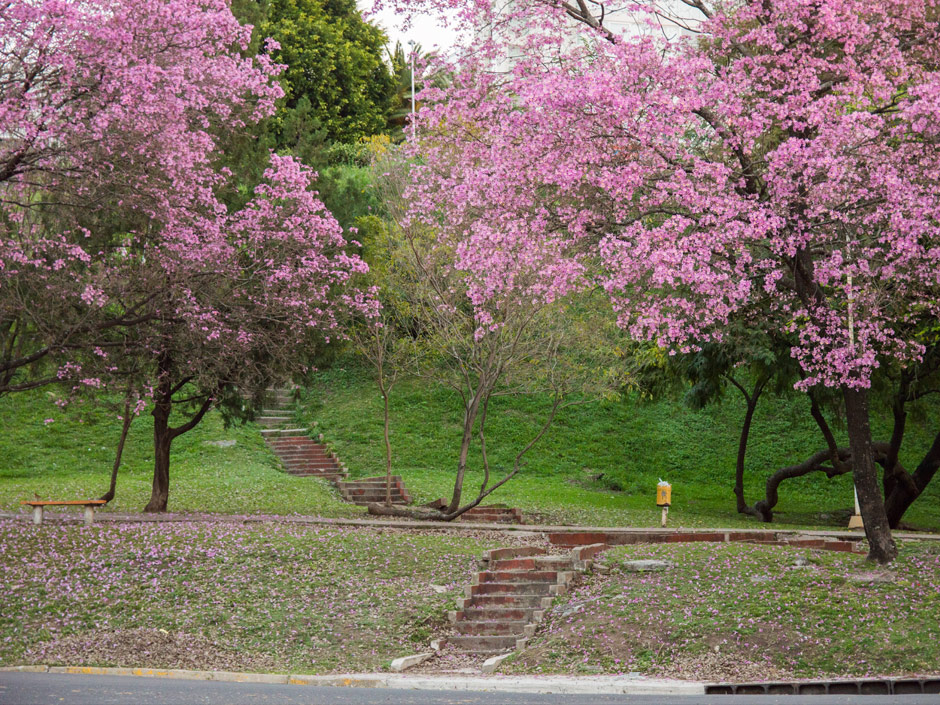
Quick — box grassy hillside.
[300,361,940,531]
[0,519,507,672]
[0,389,357,517]
[1,363,938,531]
[506,541,940,680]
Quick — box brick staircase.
[456,506,523,523]
[446,543,607,655]
[260,389,346,481]
[424,500,524,523]
[336,476,411,506]
[259,388,413,504]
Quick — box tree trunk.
[144,378,173,513]
[843,386,897,564]
[382,388,392,506]
[885,431,940,528]
[734,396,764,518]
[447,390,483,514]
[100,398,133,503]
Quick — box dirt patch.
[23,628,278,672]
[662,649,792,682]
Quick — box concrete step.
[484,547,547,561]
[470,582,554,596]
[286,466,343,474]
[447,635,520,653]
[458,607,540,622]
[454,620,530,636]
[266,438,321,447]
[287,471,346,479]
[275,452,337,461]
[342,484,404,493]
[491,557,575,571]
[260,428,309,437]
[336,477,403,487]
[279,456,339,464]
[348,498,409,506]
[464,594,550,609]
[478,570,559,583]
[456,507,523,523]
[343,493,408,503]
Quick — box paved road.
[2,674,940,705]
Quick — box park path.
[1,507,937,544]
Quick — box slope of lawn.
[299,361,940,531]
[0,389,357,517]
[504,541,940,681]
[0,518,513,672]
[1,360,939,531]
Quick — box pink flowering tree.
[0,0,373,511]
[380,0,940,561]
[121,155,372,512]
[362,150,598,521]
[0,0,281,395]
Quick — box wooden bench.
[21,500,107,525]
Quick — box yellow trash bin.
[656,481,671,506]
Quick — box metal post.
[845,231,864,530]
[408,40,416,142]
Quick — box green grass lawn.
[0,389,359,518]
[300,362,940,531]
[505,541,940,681]
[1,359,938,532]
[0,519,509,672]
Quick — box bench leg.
[32,506,43,525]
[83,506,95,525]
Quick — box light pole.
[407,40,416,142]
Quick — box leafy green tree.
[260,0,395,144]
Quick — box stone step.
[287,471,346,479]
[336,477,403,487]
[457,507,523,523]
[260,428,309,437]
[464,594,550,609]
[457,514,519,523]
[340,489,405,497]
[344,493,408,503]
[458,607,540,622]
[484,547,547,561]
[279,456,339,464]
[343,492,407,501]
[266,438,322,447]
[454,620,530,636]
[275,451,336,460]
[447,635,520,653]
[478,570,558,583]
[470,582,554,596]
[286,466,343,474]
[491,557,576,571]
[348,498,409,506]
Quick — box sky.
[359,3,464,53]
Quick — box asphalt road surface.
[3,674,940,705]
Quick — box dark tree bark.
[843,386,898,564]
[144,357,215,513]
[726,374,768,519]
[885,431,940,528]
[144,381,173,513]
[99,396,134,503]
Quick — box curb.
[1,510,937,542]
[0,665,704,695]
